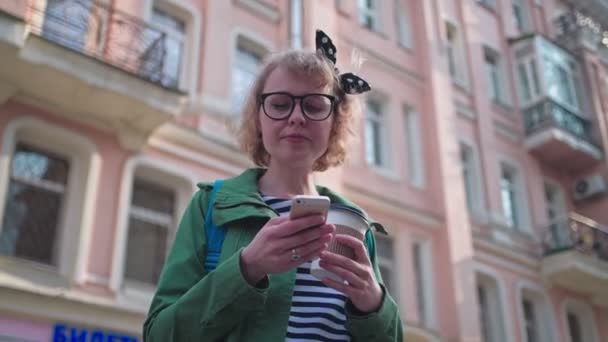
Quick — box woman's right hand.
[240,215,334,285]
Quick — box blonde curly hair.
[238,50,361,172]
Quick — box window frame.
[364,99,388,169]
[560,298,600,342]
[459,141,486,221]
[412,239,436,329]
[484,47,509,106]
[511,0,530,33]
[498,160,531,233]
[0,117,100,285]
[516,282,558,342]
[445,21,468,87]
[475,271,511,342]
[142,0,202,95]
[110,155,196,310]
[403,106,425,189]
[394,0,412,49]
[358,0,382,32]
[231,37,265,114]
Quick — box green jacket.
[143,168,404,341]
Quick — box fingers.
[317,262,366,288]
[319,250,367,278]
[332,234,370,264]
[280,224,334,250]
[273,215,327,237]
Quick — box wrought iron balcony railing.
[26,0,179,90]
[523,98,598,147]
[542,213,608,261]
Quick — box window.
[0,144,69,266]
[567,312,583,342]
[563,300,599,342]
[42,0,93,51]
[124,179,175,287]
[375,234,395,298]
[290,0,303,49]
[365,100,385,167]
[477,275,507,342]
[478,285,492,342]
[516,58,542,105]
[500,166,519,229]
[445,22,467,84]
[358,0,381,32]
[231,42,263,114]
[147,6,187,89]
[544,182,569,248]
[394,0,412,48]
[485,47,508,105]
[522,299,539,342]
[404,108,424,188]
[460,143,481,215]
[413,240,434,328]
[512,0,529,32]
[544,57,580,111]
[477,0,496,8]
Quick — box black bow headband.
[315,30,371,95]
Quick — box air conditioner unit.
[573,174,607,201]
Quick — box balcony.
[0,0,186,150]
[541,213,608,306]
[559,0,608,29]
[554,10,608,56]
[523,99,602,170]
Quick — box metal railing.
[522,98,598,147]
[542,213,608,261]
[26,0,179,90]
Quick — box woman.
[143,30,403,341]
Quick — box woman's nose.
[288,102,307,126]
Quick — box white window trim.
[365,96,393,174]
[143,0,203,97]
[484,46,512,106]
[290,0,303,49]
[543,178,568,225]
[110,155,197,311]
[404,106,425,189]
[560,298,600,342]
[498,158,532,234]
[459,139,487,223]
[515,280,558,342]
[394,0,413,49]
[511,0,530,33]
[0,116,100,284]
[358,0,382,32]
[411,238,436,330]
[474,264,516,342]
[375,233,397,303]
[445,20,469,88]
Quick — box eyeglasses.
[259,92,336,121]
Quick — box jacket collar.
[199,168,387,234]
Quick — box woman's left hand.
[319,234,383,313]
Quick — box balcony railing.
[554,10,608,54]
[542,213,608,261]
[26,0,178,90]
[523,98,598,147]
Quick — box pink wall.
[0,316,53,341]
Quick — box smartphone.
[289,195,331,220]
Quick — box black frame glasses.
[259,92,336,121]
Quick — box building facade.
[0,0,606,341]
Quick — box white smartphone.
[289,195,331,220]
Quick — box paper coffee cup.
[310,204,369,282]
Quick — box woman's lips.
[283,134,309,142]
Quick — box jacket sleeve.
[143,190,269,341]
[345,229,404,341]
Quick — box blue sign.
[53,324,139,342]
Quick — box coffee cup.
[310,204,370,282]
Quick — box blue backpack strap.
[204,179,225,273]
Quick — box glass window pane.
[0,182,63,265]
[11,144,69,185]
[413,243,427,324]
[523,299,538,342]
[152,8,185,33]
[231,47,261,113]
[567,312,583,342]
[132,180,175,215]
[161,36,183,88]
[124,218,168,285]
[42,0,93,51]
[518,63,532,103]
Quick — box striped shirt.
[262,195,351,342]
